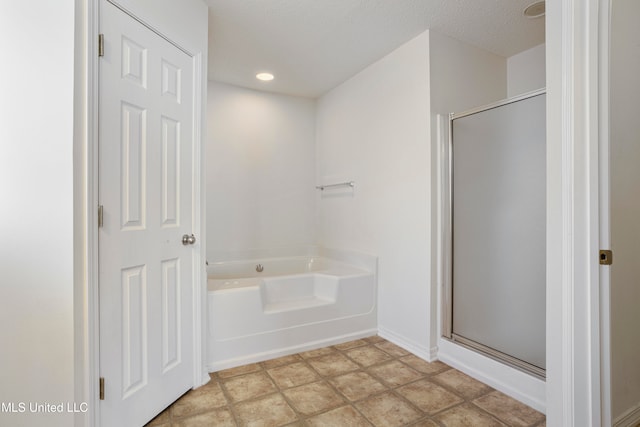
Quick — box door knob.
[182,234,196,245]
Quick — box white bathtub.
[207,249,377,371]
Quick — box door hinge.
[98,205,104,228]
[99,377,105,400]
[98,34,104,57]
[600,249,613,265]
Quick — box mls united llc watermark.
[1,401,88,414]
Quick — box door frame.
[546,0,610,425]
[79,1,206,425]
[597,1,612,425]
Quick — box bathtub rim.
[207,247,378,276]
[207,265,373,292]
[207,249,377,282]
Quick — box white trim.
[81,0,100,426]
[598,0,612,425]
[586,1,604,422]
[559,2,576,425]
[613,403,640,427]
[88,0,101,422]
[377,327,437,362]
[190,51,208,388]
[547,0,603,425]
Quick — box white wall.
[207,82,316,260]
[545,1,570,422]
[610,0,640,421]
[0,2,76,426]
[0,1,208,426]
[430,31,507,117]
[507,43,546,97]
[316,31,432,357]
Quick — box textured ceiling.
[205,0,545,98]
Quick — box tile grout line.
[213,370,242,426]
[149,336,545,427]
[360,346,447,426]
[277,344,372,425]
[348,343,446,425]
[272,340,395,425]
[263,357,319,425]
[333,341,443,426]
[329,340,515,427]
[321,340,396,426]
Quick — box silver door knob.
[182,234,196,245]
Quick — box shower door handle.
[182,234,196,245]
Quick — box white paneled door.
[98,1,196,425]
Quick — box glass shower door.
[447,91,546,377]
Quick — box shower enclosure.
[442,90,546,378]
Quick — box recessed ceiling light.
[256,72,274,81]
[523,1,545,18]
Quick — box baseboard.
[377,326,438,362]
[437,338,546,414]
[207,328,377,372]
[614,402,640,427]
[198,372,211,388]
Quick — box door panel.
[161,116,180,227]
[99,1,195,425]
[121,102,146,229]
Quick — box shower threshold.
[449,334,546,380]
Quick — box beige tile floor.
[146,336,546,427]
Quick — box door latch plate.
[600,250,613,265]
